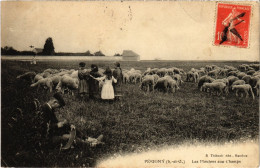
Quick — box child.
[78,62,89,98]
[112,62,123,99]
[89,64,101,99]
[91,67,117,100]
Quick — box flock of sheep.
[122,67,185,93]
[16,63,259,100]
[122,63,260,100]
[187,64,260,99]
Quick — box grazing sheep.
[34,73,44,83]
[252,71,260,77]
[237,72,247,79]
[178,68,186,76]
[238,64,249,72]
[205,65,213,72]
[247,70,256,76]
[193,72,199,83]
[186,71,199,83]
[166,68,174,76]
[163,75,179,93]
[173,68,181,74]
[154,76,178,93]
[173,74,183,86]
[242,75,251,84]
[231,80,246,86]
[30,78,53,92]
[249,76,260,88]
[167,79,179,93]
[197,69,206,76]
[232,84,255,99]
[249,76,260,95]
[249,64,259,71]
[224,65,237,72]
[152,74,160,84]
[140,75,155,92]
[17,71,36,84]
[218,68,229,77]
[207,69,219,79]
[227,71,238,77]
[150,68,159,75]
[122,72,130,84]
[154,78,168,92]
[227,76,239,86]
[198,75,215,89]
[156,68,167,77]
[201,82,228,95]
[43,68,59,74]
[190,68,196,73]
[70,70,78,78]
[129,72,142,84]
[56,71,70,76]
[186,71,193,82]
[56,75,79,95]
[143,68,152,76]
[42,72,52,78]
[254,80,260,96]
[48,75,62,88]
[212,78,228,85]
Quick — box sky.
[1,1,259,60]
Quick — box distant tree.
[1,46,19,55]
[85,50,94,56]
[42,37,55,55]
[114,53,122,56]
[94,50,105,56]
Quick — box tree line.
[2,37,122,56]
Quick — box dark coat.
[78,69,89,94]
[89,71,102,97]
[113,67,123,84]
[41,103,58,138]
[41,104,69,138]
[113,67,123,95]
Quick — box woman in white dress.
[91,67,117,100]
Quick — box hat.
[114,62,120,67]
[79,62,86,67]
[104,67,112,75]
[91,64,98,72]
[53,93,65,107]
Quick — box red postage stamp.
[214,3,251,48]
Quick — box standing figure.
[92,67,117,100]
[112,62,123,99]
[31,55,37,65]
[78,62,89,98]
[89,64,101,99]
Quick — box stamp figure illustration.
[214,3,251,48]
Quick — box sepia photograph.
[1,1,259,167]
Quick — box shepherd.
[89,64,102,99]
[112,62,123,100]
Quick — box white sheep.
[201,82,228,96]
[231,80,246,86]
[232,84,255,99]
[56,75,79,95]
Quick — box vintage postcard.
[1,1,259,167]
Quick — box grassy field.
[1,60,259,167]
